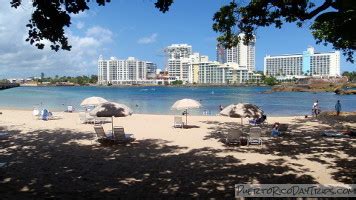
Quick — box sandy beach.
[1,109,355,198]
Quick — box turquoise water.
[0,86,355,116]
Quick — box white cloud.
[137,33,158,44]
[0,0,113,78]
[76,21,85,29]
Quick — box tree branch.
[303,0,333,20]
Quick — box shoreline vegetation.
[4,73,355,95]
[18,81,356,95]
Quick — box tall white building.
[216,33,256,71]
[166,43,196,83]
[196,62,261,84]
[264,47,340,78]
[165,44,193,59]
[98,56,158,85]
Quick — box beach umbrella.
[171,98,201,126]
[80,96,108,107]
[220,103,263,124]
[90,102,132,135]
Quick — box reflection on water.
[0,86,355,116]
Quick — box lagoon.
[0,86,355,116]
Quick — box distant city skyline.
[0,0,354,78]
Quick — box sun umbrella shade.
[80,97,108,107]
[171,99,201,110]
[89,102,132,117]
[220,103,263,118]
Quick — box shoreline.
[0,107,306,117]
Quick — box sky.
[0,0,354,78]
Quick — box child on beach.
[271,123,280,137]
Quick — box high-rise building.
[264,47,340,78]
[216,33,256,71]
[146,62,157,74]
[165,44,193,59]
[98,56,158,85]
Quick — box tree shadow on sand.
[1,126,316,199]
[200,119,356,185]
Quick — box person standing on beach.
[335,100,341,116]
[312,100,320,117]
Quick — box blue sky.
[0,0,354,78]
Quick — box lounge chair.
[173,116,184,128]
[33,108,40,117]
[67,105,74,113]
[226,129,242,145]
[94,125,114,143]
[113,126,135,143]
[248,127,262,146]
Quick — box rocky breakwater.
[0,83,20,90]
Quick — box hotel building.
[165,44,193,59]
[264,47,340,78]
[216,33,256,71]
[198,62,261,84]
[98,56,160,85]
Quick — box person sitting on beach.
[249,114,267,125]
[271,123,281,137]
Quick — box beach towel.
[321,131,348,137]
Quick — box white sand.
[1,109,355,188]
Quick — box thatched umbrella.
[80,96,108,107]
[220,103,263,124]
[90,102,132,135]
[171,98,201,126]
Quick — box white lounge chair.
[67,105,74,113]
[94,125,114,143]
[248,127,262,146]
[173,116,184,128]
[33,108,40,117]
[226,129,242,145]
[113,126,135,143]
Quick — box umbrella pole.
[185,109,188,127]
[241,117,243,125]
[112,116,114,138]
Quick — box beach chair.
[94,125,114,143]
[67,105,74,113]
[225,129,242,145]
[113,126,135,143]
[248,127,262,146]
[33,108,40,117]
[173,116,184,128]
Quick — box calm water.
[0,86,355,116]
